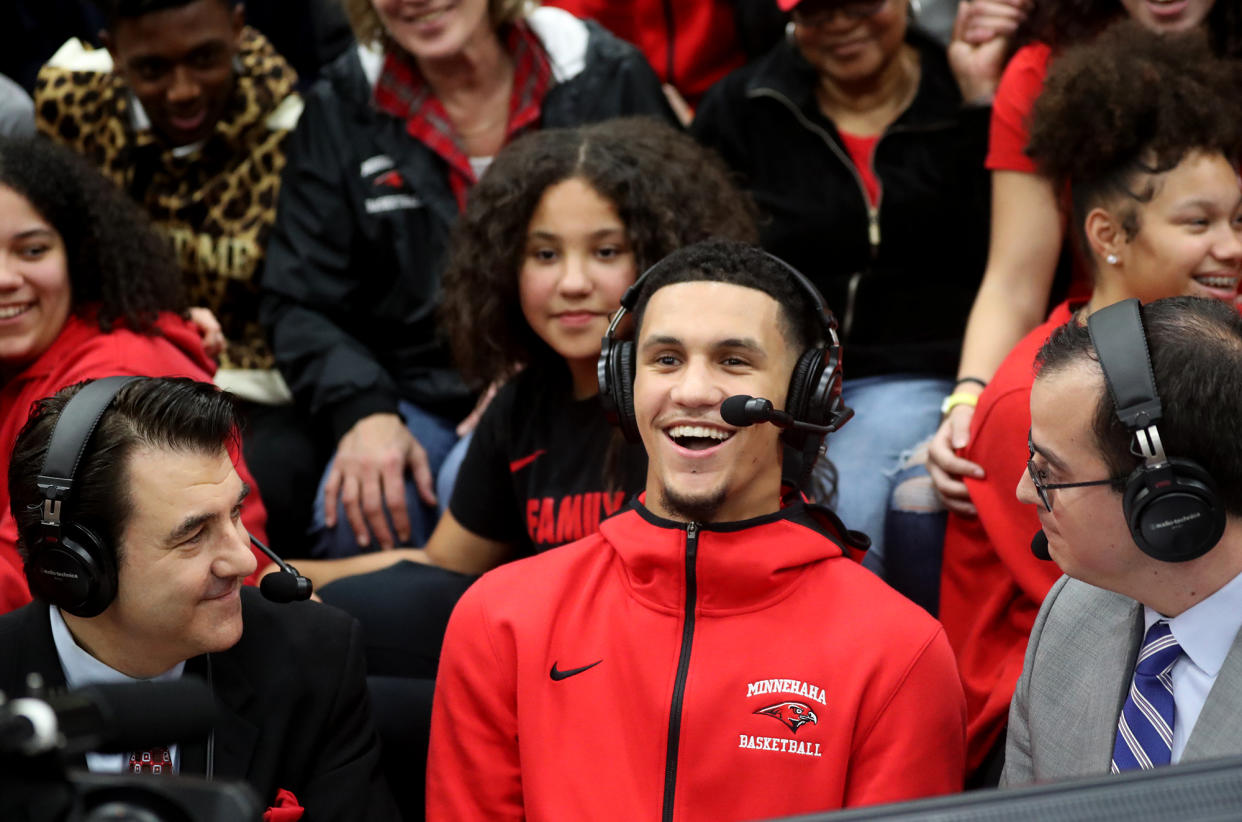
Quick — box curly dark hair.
[440,117,759,386]
[0,137,185,334]
[1026,22,1242,256]
[1013,0,1242,56]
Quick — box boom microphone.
[252,536,313,603]
[720,394,836,435]
[1031,530,1051,561]
[1,679,217,756]
[721,395,776,426]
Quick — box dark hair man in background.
[1007,297,1242,784]
[0,377,397,820]
[427,241,965,820]
[33,0,322,556]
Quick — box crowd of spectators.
[3,0,1242,819]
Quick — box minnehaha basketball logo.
[740,678,827,758]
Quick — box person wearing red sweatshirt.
[427,240,965,821]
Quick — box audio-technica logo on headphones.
[1150,512,1203,530]
[39,568,80,580]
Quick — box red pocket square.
[264,788,304,821]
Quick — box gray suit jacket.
[1002,576,1242,785]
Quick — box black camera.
[0,676,260,822]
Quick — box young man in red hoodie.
[427,241,965,821]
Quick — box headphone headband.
[1088,299,1164,447]
[27,376,139,617]
[36,376,140,533]
[1085,299,1222,562]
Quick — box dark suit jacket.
[0,588,399,821]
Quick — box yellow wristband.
[940,392,980,416]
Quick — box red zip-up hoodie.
[428,498,965,821]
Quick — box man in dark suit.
[1005,297,1242,784]
[0,377,398,820]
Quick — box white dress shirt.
[48,606,185,774]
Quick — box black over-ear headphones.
[26,376,139,618]
[597,250,851,453]
[1088,299,1225,562]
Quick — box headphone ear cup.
[25,524,116,618]
[1124,458,1225,563]
[599,337,641,443]
[611,341,641,444]
[782,348,826,449]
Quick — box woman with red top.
[929,0,1242,515]
[0,138,268,613]
[937,23,1242,785]
[691,0,1020,571]
[262,0,675,560]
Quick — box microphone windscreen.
[260,570,304,603]
[1030,530,1051,561]
[721,395,757,427]
[58,679,217,753]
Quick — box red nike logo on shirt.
[509,449,547,473]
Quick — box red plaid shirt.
[373,22,553,211]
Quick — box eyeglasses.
[792,0,889,24]
[1026,431,1117,512]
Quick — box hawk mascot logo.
[755,701,818,734]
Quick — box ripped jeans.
[810,374,951,580]
[883,439,946,614]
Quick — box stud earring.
[1106,254,1119,265]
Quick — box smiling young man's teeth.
[0,304,32,320]
[667,425,731,441]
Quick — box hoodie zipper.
[661,520,699,822]
[748,88,900,340]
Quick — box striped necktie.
[1112,620,1182,772]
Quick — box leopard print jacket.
[35,28,301,373]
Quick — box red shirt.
[938,300,1075,773]
[429,499,965,820]
[838,130,882,208]
[0,310,269,613]
[985,43,1052,173]
[543,0,745,104]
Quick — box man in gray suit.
[1004,296,1242,785]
